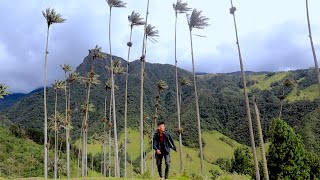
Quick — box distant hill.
[0,88,43,110]
[1,52,319,151]
[226,71,271,76]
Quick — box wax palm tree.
[60,64,72,178]
[139,0,151,173]
[229,1,259,178]
[102,96,108,177]
[180,77,192,105]
[253,96,269,180]
[278,78,294,118]
[106,60,125,176]
[42,8,65,178]
[178,77,192,135]
[138,24,160,173]
[305,0,320,89]
[0,83,9,99]
[52,80,64,179]
[106,0,126,176]
[48,111,64,178]
[151,80,168,175]
[81,46,103,176]
[186,9,209,176]
[124,12,145,177]
[105,80,113,177]
[173,1,191,173]
[82,73,101,176]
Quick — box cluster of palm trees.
[39,0,320,179]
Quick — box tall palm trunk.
[67,82,71,178]
[54,89,58,179]
[188,30,205,176]
[108,7,120,177]
[43,25,50,179]
[108,91,112,177]
[230,0,260,179]
[253,96,269,180]
[77,126,83,177]
[140,0,150,173]
[306,0,320,89]
[103,96,107,177]
[124,25,133,178]
[64,73,70,178]
[82,82,92,176]
[174,8,184,174]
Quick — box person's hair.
[158,121,165,126]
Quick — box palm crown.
[107,0,126,8]
[146,24,159,43]
[106,60,126,75]
[0,83,9,99]
[67,72,80,83]
[128,11,145,27]
[180,77,192,86]
[173,0,191,14]
[187,9,209,31]
[52,80,65,91]
[42,8,66,27]
[158,80,169,92]
[61,64,73,74]
[89,45,107,60]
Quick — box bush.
[209,169,222,179]
[214,158,231,172]
[231,147,254,177]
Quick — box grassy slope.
[0,125,99,179]
[73,128,248,178]
[250,72,288,90]
[250,72,318,102]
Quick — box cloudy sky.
[0,0,320,93]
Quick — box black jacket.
[153,130,176,154]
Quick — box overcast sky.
[0,0,320,93]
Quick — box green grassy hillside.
[0,121,98,179]
[73,128,247,178]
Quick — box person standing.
[153,121,177,180]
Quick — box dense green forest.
[1,54,319,151]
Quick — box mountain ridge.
[1,53,319,150]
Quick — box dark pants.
[156,153,170,179]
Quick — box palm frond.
[146,24,159,43]
[89,45,107,60]
[128,11,145,27]
[60,64,73,73]
[158,80,169,92]
[105,80,119,91]
[81,103,96,114]
[180,77,192,86]
[49,112,65,131]
[0,83,9,99]
[42,8,66,27]
[187,9,209,31]
[105,60,126,75]
[52,80,65,90]
[173,0,191,14]
[67,72,80,83]
[81,73,101,86]
[107,0,127,8]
